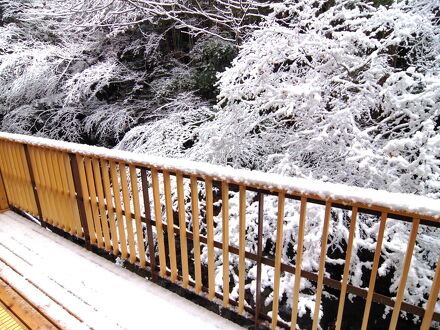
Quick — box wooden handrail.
[0,132,438,223]
[0,133,439,329]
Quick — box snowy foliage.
[118,93,213,158]
[208,0,439,322]
[213,0,440,198]
[69,0,268,42]
[63,60,121,105]
[83,102,138,145]
[0,0,243,145]
[121,0,440,324]
[0,42,61,108]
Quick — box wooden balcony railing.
[0,132,439,329]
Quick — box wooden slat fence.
[0,135,439,329]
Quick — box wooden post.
[69,153,91,250]
[141,168,157,282]
[23,145,46,227]
[0,169,8,212]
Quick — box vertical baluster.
[334,207,359,330]
[290,197,307,329]
[420,255,440,330]
[39,149,60,227]
[56,152,76,235]
[163,170,178,282]
[23,145,38,216]
[24,146,39,216]
[312,201,332,330]
[50,150,66,229]
[65,154,83,237]
[205,177,215,300]
[0,142,17,207]
[176,172,189,288]
[12,143,34,214]
[54,150,72,228]
[120,162,137,263]
[360,212,387,330]
[23,145,44,226]
[53,151,73,234]
[0,141,9,211]
[222,181,230,307]
[36,148,54,224]
[11,143,26,210]
[0,166,8,211]
[68,153,90,247]
[7,143,22,207]
[110,161,128,259]
[7,143,29,210]
[141,168,157,282]
[76,154,97,245]
[388,218,420,329]
[190,175,202,293]
[22,144,38,215]
[271,192,285,330]
[255,192,264,327]
[129,165,147,268]
[48,150,66,229]
[85,158,104,247]
[0,141,19,206]
[238,185,246,314]
[92,158,112,251]
[10,144,24,208]
[151,168,167,277]
[101,159,119,255]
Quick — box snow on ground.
[0,211,243,330]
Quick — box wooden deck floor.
[0,302,25,330]
[0,211,242,330]
[0,277,57,329]
[0,304,23,330]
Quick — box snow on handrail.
[0,131,438,221]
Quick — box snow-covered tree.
[67,0,269,42]
[203,0,439,324]
[0,0,244,145]
[119,0,440,325]
[211,0,440,197]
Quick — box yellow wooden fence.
[0,134,439,329]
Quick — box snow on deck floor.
[0,211,243,330]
